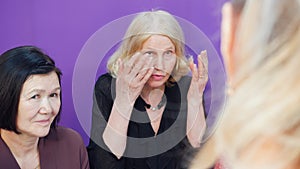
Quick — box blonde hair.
[191,0,300,168]
[107,10,189,82]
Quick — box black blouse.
[87,73,198,169]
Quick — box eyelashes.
[29,92,60,100]
[142,50,175,58]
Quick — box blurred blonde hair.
[191,0,300,169]
[107,10,189,83]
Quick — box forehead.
[22,71,60,93]
[142,35,175,49]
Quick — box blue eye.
[144,51,154,56]
[164,50,174,58]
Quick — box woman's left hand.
[187,50,208,103]
[186,50,208,148]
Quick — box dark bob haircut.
[0,45,62,134]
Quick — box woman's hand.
[186,50,208,147]
[115,52,154,112]
[188,50,208,104]
[103,52,154,158]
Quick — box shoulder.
[172,75,191,93]
[178,75,192,85]
[94,73,116,100]
[94,73,114,93]
[95,73,113,87]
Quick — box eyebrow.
[27,87,61,94]
[144,46,175,51]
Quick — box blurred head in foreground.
[190,0,300,169]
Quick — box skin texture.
[1,71,61,169]
[17,71,61,137]
[141,35,177,89]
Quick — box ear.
[221,2,237,83]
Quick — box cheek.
[164,58,177,73]
[18,102,40,118]
[51,99,61,115]
[16,102,39,129]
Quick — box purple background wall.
[0,0,227,145]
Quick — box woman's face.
[17,71,61,137]
[141,34,177,88]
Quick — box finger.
[140,55,154,74]
[116,58,125,75]
[188,56,195,72]
[201,50,208,72]
[138,67,154,86]
[122,52,141,74]
[130,53,151,76]
[131,67,153,88]
[142,53,155,70]
[134,57,154,81]
[128,54,154,86]
[127,52,141,66]
[188,56,199,81]
[198,50,208,78]
[122,59,132,75]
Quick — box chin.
[34,126,52,137]
[146,78,169,88]
[146,81,166,88]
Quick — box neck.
[141,85,165,105]
[0,129,39,157]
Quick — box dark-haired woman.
[0,46,89,169]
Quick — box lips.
[35,119,51,126]
[151,74,165,81]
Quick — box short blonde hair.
[107,10,189,83]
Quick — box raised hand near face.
[188,50,208,103]
[186,50,208,147]
[102,53,154,158]
[115,52,154,110]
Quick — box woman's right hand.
[114,52,154,113]
[103,53,154,158]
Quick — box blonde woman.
[87,10,208,169]
[190,0,300,169]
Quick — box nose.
[153,53,164,70]
[39,98,52,114]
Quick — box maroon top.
[0,126,90,169]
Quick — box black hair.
[0,45,62,134]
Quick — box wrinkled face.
[141,35,177,88]
[17,71,61,137]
